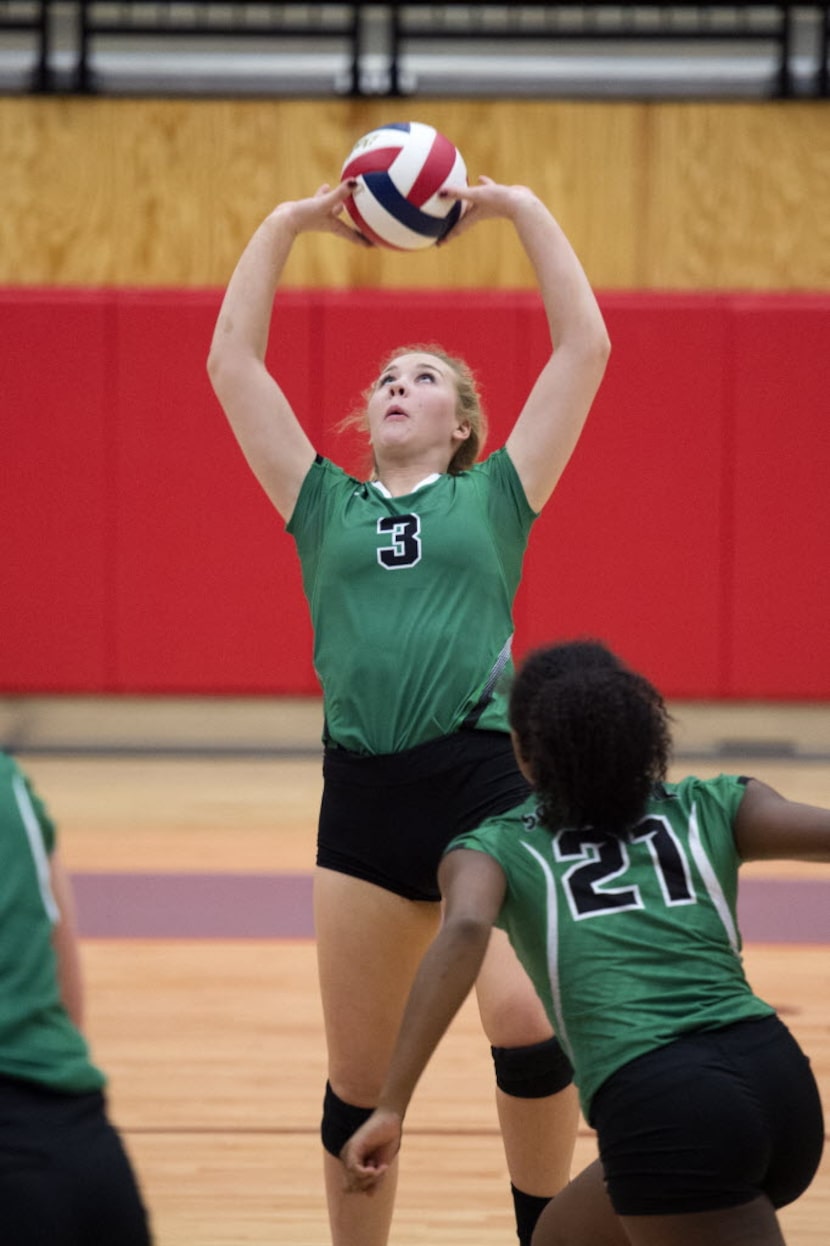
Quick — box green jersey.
[287,448,536,754]
[448,774,774,1120]
[0,753,106,1093]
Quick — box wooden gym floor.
[1,695,828,1245]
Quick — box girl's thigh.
[475,926,554,1047]
[313,867,440,1096]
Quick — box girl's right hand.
[274,182,370,244]
[339,1108,404,1195]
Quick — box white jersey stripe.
[687,801,740,954]
[521,839,573,1059]
[12,771,60,924]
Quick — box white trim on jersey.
[687,801,740,954]
[521,839,575,1061]
[12,772,60,924]
[370,474,440,498]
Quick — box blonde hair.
[338,343,488,477]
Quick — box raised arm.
[445,179,611,512]
[734,777,830,862]
[340,849,507,1192]
[207,183,365,521]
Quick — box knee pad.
[491,1035,574,1098]
[320,1080,376,1158]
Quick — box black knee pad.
[491,1035,574,1098]
[321,1081,376,1157]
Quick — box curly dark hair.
[509,640,672,834]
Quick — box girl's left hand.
[437,176,541,243]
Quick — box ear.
[453,419,472,443]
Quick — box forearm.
[513,195,608,355]
[209,205,298,368]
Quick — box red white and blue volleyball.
[341,122,468,251]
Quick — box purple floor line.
[72,871,315,938]
[70,872,830,943]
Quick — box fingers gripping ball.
[341,122,467,251]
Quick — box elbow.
[584,322,612,388]
[206,341,226,390]
[593,320,612,369]
[206,342,244,402]
[443,914,493,959]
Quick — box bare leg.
[475,928,580,1199]
[314,867,441,1246]
[620,1196,787,1246]
[532,1159,628,1246]
[534,1160,787,1246]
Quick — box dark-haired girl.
[342,640,827,1246]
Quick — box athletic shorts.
[317,729,531,901]
[590,1015,824,1216]
[0,1076,152,1245]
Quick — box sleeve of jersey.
[468,448,540,573]
[684,773,748,870]
[475,448,538,542]
[444,827,517,935]
[286,457,351,566]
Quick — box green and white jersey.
[448,774,774,1121]
[0,753,105,1093]
[287,448,536,754]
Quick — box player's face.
[367,353,470,465]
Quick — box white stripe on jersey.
[687,801,740,954]
[12,772,59,924]
[521,840,574,1061]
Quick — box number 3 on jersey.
[377,514,422,570]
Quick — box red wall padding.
[2,288,828,698]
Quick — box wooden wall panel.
[1,98,828,290]
[644,103,830,289]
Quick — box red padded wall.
[2,287,828,697]
[111,290,317,692]
[523,295,730,696]
[1,291,113,690]
[727,296,830,697]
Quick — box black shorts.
[591,1015,825,1216]
[0,1076,152,1245]
[316,729,531,901]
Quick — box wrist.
[268,202,302,239]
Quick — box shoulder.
[461,449,537,520]
[649,774,749,830]
[0,752,57,851]
[449,795,541,855]
[0,750,29,802]
[286,456,362,531]
[466,446,517,482]
[658,774,748,805]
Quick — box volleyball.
[340,121,467,251]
